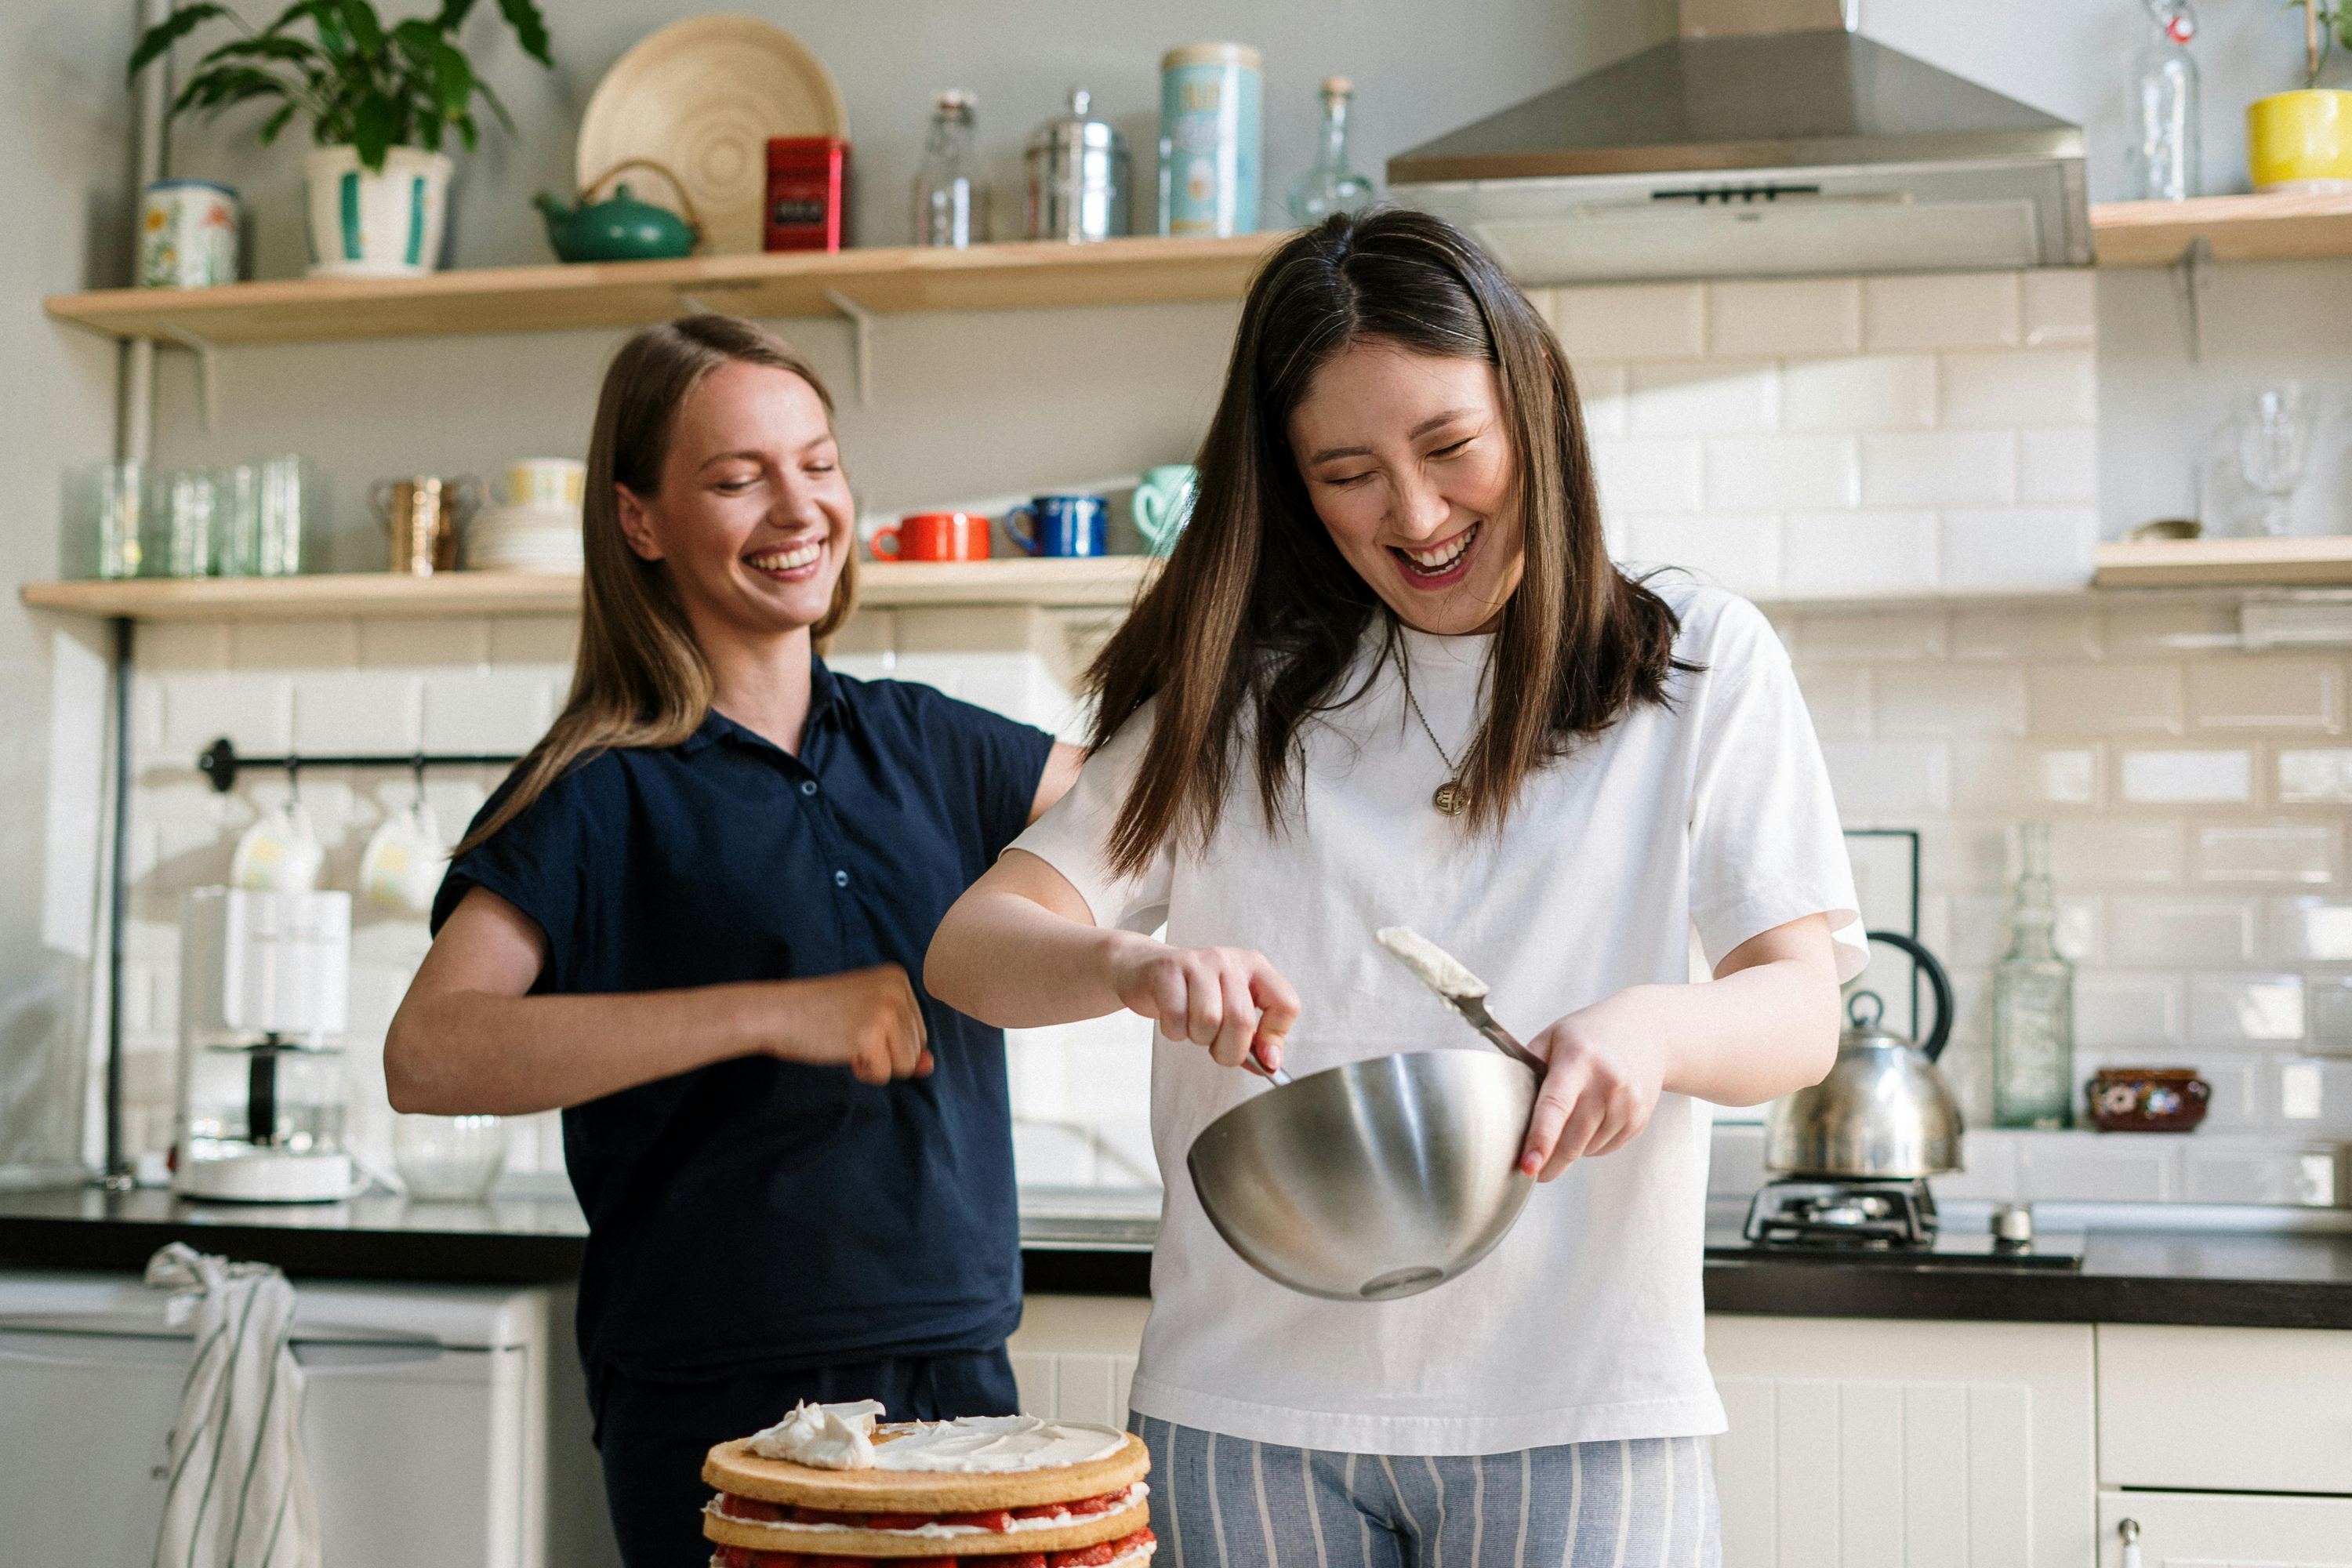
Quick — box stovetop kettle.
[1765,931,1963,1179]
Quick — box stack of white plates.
[467,503,583,574]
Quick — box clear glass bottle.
[1284,76,1377,225]
[1993,823,2077,1129]
[914,89,985,248]
[2123,0,2200,201]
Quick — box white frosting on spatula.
[1376,926,1488,1000]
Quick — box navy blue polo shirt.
[430,660,1054,1382]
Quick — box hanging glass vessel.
[1285,76,1376,225]
[2124,0,2201,201]
[1993,823,2077,1129]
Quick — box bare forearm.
[1602,957,1842,1107]
[386,984,778,1116]
[927,889,1148,1028]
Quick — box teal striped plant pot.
[301,145,453,278]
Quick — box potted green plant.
[2249,1,2352,191]
[128,0,552,278]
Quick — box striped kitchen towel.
[144,1242,321,1568]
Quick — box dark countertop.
[9,1185,2352,1328]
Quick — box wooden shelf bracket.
[155,322,222,433]
[2169,234,2212,364]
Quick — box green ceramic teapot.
[535,160,701,263]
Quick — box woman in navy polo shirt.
[386,314,1080,1568]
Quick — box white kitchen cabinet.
[1704,1315,2097,1568]
[2097,1323,2352,1496]
[2096,1488,2352,1566]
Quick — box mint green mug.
[1133,464,1197,556]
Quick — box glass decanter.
[914,89,985,248]
[2124,0,2200,201]
[1285,76,1376,225]
[1992,823,2076,1130]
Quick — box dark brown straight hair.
[454,315,854,855]
[1087,208,1688,877]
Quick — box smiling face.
[613,359,853,643]
[1287,343,1523,636]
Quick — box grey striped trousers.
[1131,1416,1719,1568]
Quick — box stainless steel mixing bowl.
[1185,1049,1539,1302]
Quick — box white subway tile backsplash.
[1936,508,2097,590]
[2190,974,2307,1045]
[1861,273,2021,350]
[1859,430,2016,506]
[1950,744,2103,811]
[1949,608,2101,662]
[1787,610,1947,662]
[359,618,488,669]
[1873,664,2027,738]
[2103,602,2241,657]
[487,617,579,666]
[232,619,358,670]
[2182,1144,2340,1205]
[1550,283,1706,360]
[2119,748,2252,805]
[419,670,557,752]
[1791,664,1871,738]
[140,623,230,673]
[2272,898,2352,964]
[2022,270,2097,346]
[1702,435,1857,510]
[1820,739,1951,815]
[2280,748,2352,804]
[1621,514,1781,593]
[2073,970,2186,1047]
[2027,663,2184,736]
[1707,278,1860,357]
[1574,361,1628,437]
[2051,821,2187,887]
[2105,897,2256,964]
[291,672,423,754]
[1780,510,1936,595]
[1589,437,1703,514]
[2274,1056,2352,1131]
[2016,1134,2176,1202]
[2188,659,2343,733]
[1627,361,1777,434]
[1937,349,2096,427]
[159,672,294,757]
[1780,354,1936,432]
[2194,822,2336,887]
[2016,428,2099,504]
[2314,980,2352,1051]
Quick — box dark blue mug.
[1004,492,1109,557]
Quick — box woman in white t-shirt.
[927,209,1864,1566]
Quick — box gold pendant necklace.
[1398,662,1468,817]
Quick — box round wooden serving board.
[702,1495,1147,1557]
[702,1430,1149,1514]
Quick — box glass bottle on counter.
[2123,0,2200,201]
[1993,822,2076,1128]
[1284,76,1376,225]
[914,89,985,247]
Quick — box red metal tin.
[766,137,852,252]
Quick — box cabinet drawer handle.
[2118,1516,2142,1568]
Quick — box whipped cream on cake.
[750,1401,887,1468]
[871,1417,1127,1474]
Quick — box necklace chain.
[1396,655,1469,816]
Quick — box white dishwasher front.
[0,1268,551,1568]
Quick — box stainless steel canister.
[1025,89,1130,242]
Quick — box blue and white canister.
[139,180,240,289]
[302,145,454,278]
[1159,42,1262,238]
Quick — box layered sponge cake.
[703,1403,1155,1568]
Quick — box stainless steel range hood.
[1386,0,2089,284]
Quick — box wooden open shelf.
[42,235,1282,346]
[18,557,1156,621]
[2092,535,2352,587]
[2091,194,2352,267]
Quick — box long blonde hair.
[456,315,855,855]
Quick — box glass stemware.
[2236,383,2310,536]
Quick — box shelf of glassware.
[2091,193,2352,267]
[17,558,1160,621]
[2091,535,2352,586]
[40,234,1285,347]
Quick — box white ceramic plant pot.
[302,144,452,277]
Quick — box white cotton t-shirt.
[1007,583,1866,1456]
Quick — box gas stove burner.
[1743,1177,1939,1249]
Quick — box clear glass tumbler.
[393,1112,510,1201]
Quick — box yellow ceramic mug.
[2248,89,2352,191]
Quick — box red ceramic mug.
[872,511,992,562]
